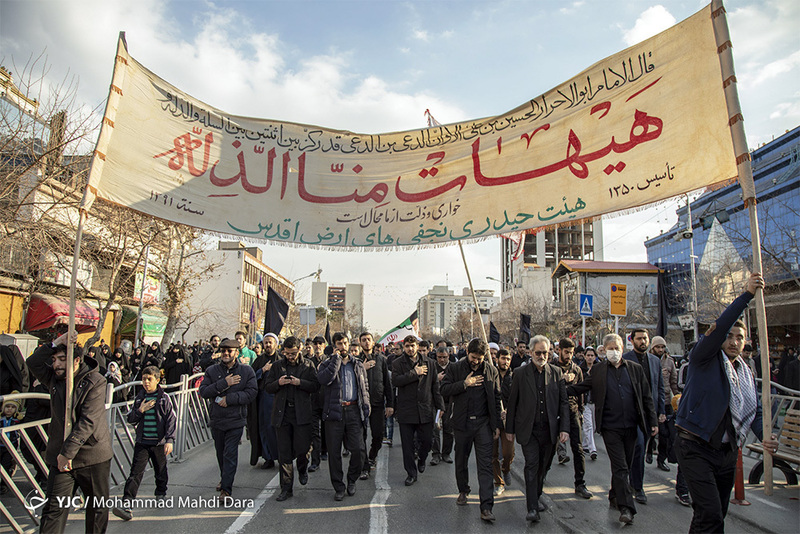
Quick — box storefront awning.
[24,293,99,333]
[118,305,167,337]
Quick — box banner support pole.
[458,240,487,343]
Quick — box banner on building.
[86,4,736,249]
[379,311,420,346]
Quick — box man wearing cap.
[652,336,678,472]
[200,338,258,497]
[317,332,370,501]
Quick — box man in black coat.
[441,338,503,523]
[199,338,258,497]
[358,332,393,479]
[568,333,658,525]
[392,335,444,486]
[264,336,320,501]
[506,335,569,524]
[27,330,113,533]
[431,346,454,465]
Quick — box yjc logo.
[24,489,47,518]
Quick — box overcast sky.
[2,0,798,335]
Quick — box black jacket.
[506,363,569,445]
[163,346,193,385]
[392,353,444,424]
[361,350,394,407]
[264,356,320,426]
[440,359,503,433]
[27,343,113,468]
[317,353,370,423]
[127,386,177,446]
[0,343,29,395]
[199,360,258,431]
[569,359,657,434]
[498,368,513,407]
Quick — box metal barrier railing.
[0,373,210,534]
[743,379,800,462]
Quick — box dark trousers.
[398,422,433,478]
[432,402,454,458]
[520,426,554,514]
[212,426,243,494]
[676,465,688,496]
[658,404,676,464]
[40,459,111,534]
[676,434,737,533]
[365,403,386,462]
[630,427,646,491]
[123,442,169,500]
[602,427,638,515]
[310,408,326,466]
[565,410,586,486]
[454,418,494,511]
[324,405,365,492]
[258,391,278,461]
[275,407,311,491]
[492,430,515,486]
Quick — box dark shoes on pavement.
[441,454,453,463]
[676,493,691,507]
[359,470,370,480]
[112,507,133,521]
[575,485,593,499]
[276,490,293,502]
[308,464,319,473]
[634,489,648,504]
[480,509,495,522]
[537,501,547,512]
[590,452,597,461]
[262,459,275,469]
[299,471,309,485]
[334,490,345,501]
[404,475,417,486]
[430,455,440,466]
[658,461,671,472]
[502,470,510,486]
[526,510,541,522]
[347,483,357,496]
[645,452,653,464]
[619,507,634,524]
[417,458,426,473]
[456,492,469,505]
[558,455,570,465]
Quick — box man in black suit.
[441,338,503,523]
[264,336,320,502]
[505,335,569,524]
[568,333,658,525]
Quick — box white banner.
[88,4,735,248]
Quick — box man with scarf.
[248,333,280,468]
[676,272,778,533]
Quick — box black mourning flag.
[264,285,289,336]
[519,313,532,344]
[489,321,501,343]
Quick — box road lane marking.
[224,472,280,534]
[368,447,391,534]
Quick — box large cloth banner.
[87,4,735,249]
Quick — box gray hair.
[603,333,623,348]
[530,335,550,350]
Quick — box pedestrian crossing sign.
[579,294,593,317]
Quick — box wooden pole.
[711,0,772,494]
[458,240,487,343]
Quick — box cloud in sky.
[621,5,677,46]
[559,1,586,16]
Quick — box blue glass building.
[645,126,799,352]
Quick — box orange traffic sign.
[609,283,627,316]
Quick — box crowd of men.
[0,272,786,532]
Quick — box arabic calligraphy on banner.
[87,4,736,249]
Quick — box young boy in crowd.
[113,366,177,521]
[0,394,22,494]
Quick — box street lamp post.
[487,276,515,305]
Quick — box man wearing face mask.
[505,335,569,524]
[676,273,779,533]
[441,338,503,522]
[569,334,657,525]
[264,336,320,501]
[622,328,665,504]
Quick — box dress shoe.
[575,484,593,499]
[619,507,634,524]
[343,449,350,457]
[321,453,328,461]
[558,455,570,465]
[405,475,417,486]
[334,490,345,501]
[359,470,370,480]
[537,501,547,512]
[456,491,469,505]
[493,485,505,496]
[441,454,453,463]
[430,456,440,466]
[526,510,541,522]
[590,452,597,461]
[112,507,133,521]
[299,471,308,485]
[417,459,426,473]
[502,471,510,486]
[308,463,319,473]
[634,489,647,504]
[276,489,293,502]
[658,461,671,472]
[480,509,496,522]
[645,452,653,464]
[347,483,356,496]
[263,459,275,469]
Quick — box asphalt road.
[5,424,799,534]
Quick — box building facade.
[417,285,499,337]
[311,281,364,329]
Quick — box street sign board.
[609,283,627,316]
[678,314,694,330]
[299,306,316,325]
[579,294,593,317]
